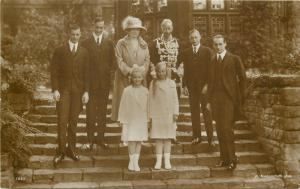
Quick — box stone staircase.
[13,88,285,188]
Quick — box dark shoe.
[98,142,109,149]
[208,141,216,147]
[227,162,237,170]
[215,161,228,167]
[66,150,80,161]
[53,154,64,168]
[85,143,94,151]
[172,139,180,145]
[191,137,201,145]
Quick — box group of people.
[50,16,246,172]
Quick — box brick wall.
[244,74,300,186]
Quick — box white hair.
[161,19,173,29]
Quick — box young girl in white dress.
[149,62,179,170]
[118,66,149,171]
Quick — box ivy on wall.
[240,1,299,72]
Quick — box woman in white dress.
[118,67,149,172]
[149,62,179,170]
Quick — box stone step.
[26,113,247,124]
[13,175,285,189]
[28,140,262,156]
[29,121,249,134]
[25,152,269,170]
[15,163,277,184]
[25,130,255,144]
[33,92,190,106]
[32,104,191,115]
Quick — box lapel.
[63,43,73,63]
[221,52,230,75]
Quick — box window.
[191,0,241,40]
[193,0,207,10]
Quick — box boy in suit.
[51,24,89,167]
[82,17,115,150]
[207,34,246,170]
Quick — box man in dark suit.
[51,24,89,167]
[183,29,214,147]
[82,17,114,150]
[207,34,246,170]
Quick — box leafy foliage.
[240,1,300,72]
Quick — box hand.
[183,87,189,96]
[206,103,211,112]
[173,115,178,122]
[201,84,208,94]
[148,119,152,130]
[82,92,89,104]
[53,90,60,102]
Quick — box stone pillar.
[244,74,300,187]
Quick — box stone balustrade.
[244,73,300,187]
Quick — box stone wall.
[244,74,300,186]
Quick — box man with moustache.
[51,24,89,167]
[207,34,246,170]
[182,29,215,147]
[82,17,115,150]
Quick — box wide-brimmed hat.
[122,16,147,32]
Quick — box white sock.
[128,154,134,171]
[164,153,172,170]
[154,154,162,170]
[134,154,140,171]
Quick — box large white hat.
[122,16,147,32]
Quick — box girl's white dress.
[118,85,149,142]
[149,79,179,139]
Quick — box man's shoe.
[227,162,237,170]
[215,161,228,167]
[53,154,64,168]
[191,137,201,145]
[84,143,94,151]
[98,142,109,149]
[66,150,80,161]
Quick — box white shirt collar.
[93,32,103,44]
[192,43,201,53]
[68,40,78,52]
[217,50,227,60]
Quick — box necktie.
[97,37,100,45]
[218,54,222,63]
[72,45,76,54]
[193,46,197,54]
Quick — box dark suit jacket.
[82,35,114,91]
[207,52,246,120]
[183,45,212,89]
[50,43,89,93]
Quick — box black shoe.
[191,137,201,145]
[215,161,228,167]
[53,154,64,168]
[85,143,94,151]
[227,162,237,170]
[98,142,109,149]
[172,139,180,145]
[66,150,80,161]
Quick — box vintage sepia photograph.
[1,0,300,188]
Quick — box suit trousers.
[86,88,109,144]
[211,90,237,164]
[188,87,213,142]
[56,91,82,155]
